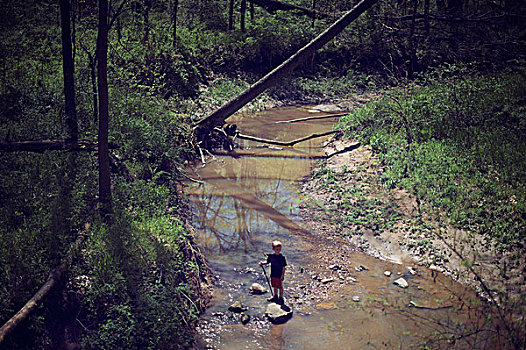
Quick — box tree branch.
[237,129,340,146]
[248,0,328,19]
[375,12,521,23]
[275,112,348,124]
[0,140,118,152]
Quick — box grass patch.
[337,64,526,252]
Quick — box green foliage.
[313,166,403,234]
[338,65,526,251]
[0,1,205,348]
[77,205,202,350]
[1,0,525,347]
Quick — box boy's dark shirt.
[267,253,287,278]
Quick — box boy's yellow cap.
[272,240,282,247]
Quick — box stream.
[185,105,499,349]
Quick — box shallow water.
[186,106,500,349]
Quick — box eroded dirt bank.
[297,134,525,333]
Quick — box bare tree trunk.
[172,0,179,48]
[407,0,418,78]
[193,0,380,141]
[60,0,78,141]
[229,0,235,30]
[97,0,112,215]
[143,0,152,42]
[241,0,247,32]
[59,1,79,269]
[311,0,316,27]
[424,0,430,37]
[89,53,98,122]
[71,0,77,59]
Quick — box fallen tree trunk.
[275,112,348,124]
[249,0,328,19]
[193,0,380,141]
[237,129,339,146]
[0,139,118,152]
[0,233,86,346]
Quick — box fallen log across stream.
[274,112,348,124]
[193,0,380,142]
[237,130,340,147]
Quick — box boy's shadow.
[280,304,292,312]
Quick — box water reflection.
[187,153,313,254]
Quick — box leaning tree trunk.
[193,0,380,141]
[0,234,85,346]
[97,0,112,215]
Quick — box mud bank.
[298,134,526,317]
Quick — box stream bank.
[187,102,507,349]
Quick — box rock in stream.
[265,303,293,324]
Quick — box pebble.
[352,296,361,302]
[394,277,408,288]
[228,301,247,313]
[384,271,392,277]
[241,314,251,325]
[354,267,363,272]
[346,277,357,282]
[250,283,267,294]
[408,267,417,275]
[321,278,334,284]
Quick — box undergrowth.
[334,63,526,348]
[338,64,526,253]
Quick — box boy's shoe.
[278,297,285,305]
[267,295,279,303]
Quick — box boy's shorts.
[270,277,283,289]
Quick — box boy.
[259,240,287,304]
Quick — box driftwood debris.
[274,112,348,124]
[0,233,86,346]
[193,0,380,141]
[249,0,328,19]
[0,139,118,152]
[237,130,340,147]
[210,149,325,159]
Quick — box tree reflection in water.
[187,155,307,254]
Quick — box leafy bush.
[338,64,526,251]
[77,206,204,350]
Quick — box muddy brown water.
[186,106,501,349]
